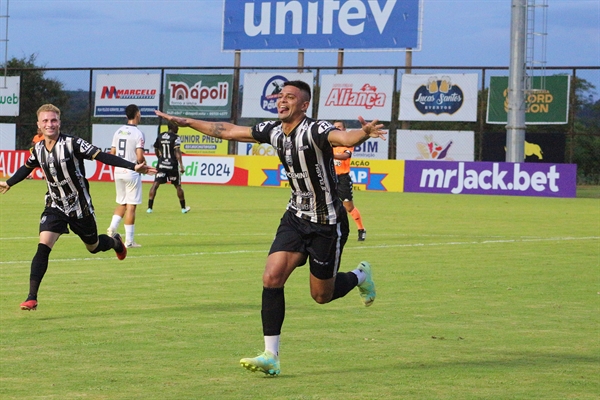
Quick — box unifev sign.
[222,0,422,50]
[404,161,577,198]
[94,74,161,117]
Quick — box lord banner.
[486,75,570,124]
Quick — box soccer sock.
[90,234,116,253]
[264,335,281,357]
[124,224,134,244]
[331,271,359,300]
[148,199,154,209]
[28,243,52,300]
[352,268,367,285]
[261,287,285,337]
[109,215,122,231]
[350,207,365,230]
[180,200,186,209]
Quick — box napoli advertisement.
[404,160,577,198]
[222,0,421,50]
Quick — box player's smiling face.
[37,111,61,139]
[277,85,308,123]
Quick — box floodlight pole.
[506,0,527,162]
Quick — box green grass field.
[1,180,598,399]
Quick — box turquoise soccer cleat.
[240,350,280,376]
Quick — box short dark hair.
[167,120,179,132]
[283,80,311,102]
[125,104,140,120]
[333,120,345,129]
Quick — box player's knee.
[311,291,333,304]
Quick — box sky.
[5,0,600,92]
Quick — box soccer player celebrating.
[155,80,385,376]
[0,104,156,311]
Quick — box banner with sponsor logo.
[241,72,314,118]
[237,136,388,159]
[486,75,570,124]
[235,155,403,192]
[0,77,20,117]
[91,124,158,152]
[94,74,160,117]
[164,74,232,118]
[317,74,394,121]
[222,0,422,51]
[2,151,575,198]
[396,130,474,161]
[173,126,229,155]
[481,131,566,163]
[399,74,478,121]
[404,160,576,198]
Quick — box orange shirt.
[32,133,44,145]
[333,146,353,175]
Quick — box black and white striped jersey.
[26,134,102,219]
[251,117,343,225]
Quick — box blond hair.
[37,104,61,118]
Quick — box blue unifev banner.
[222,0,422,51]
[404,161,577,198]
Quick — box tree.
[0,54,69,149]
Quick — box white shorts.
[114,168,142,205]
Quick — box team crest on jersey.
[317,121,333,134]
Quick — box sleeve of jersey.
[251,121,277,144]
[312,121,336,150]
[94,151,137,170]
[6,164,34,186]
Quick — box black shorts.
[39,207,99,245]
[337,173,354,202]
[154,167,181,185]
[269,210,349,280]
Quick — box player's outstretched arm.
[154,110,255,143]
[329,116,387,148]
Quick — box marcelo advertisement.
[222,0,422,51]
[164,74,233,118]
[94,74,161,117]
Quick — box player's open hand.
[135,164,157,175]
[154,110,190,127]
[358,116,387,140]
[0,181,10,194]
